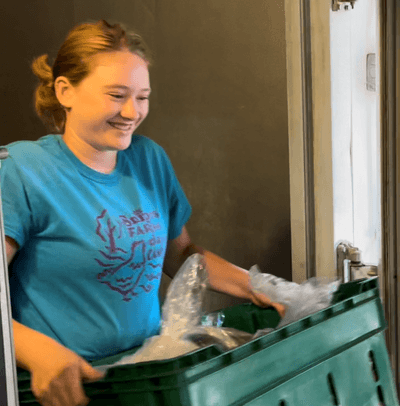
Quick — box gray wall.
[0,1,291,311]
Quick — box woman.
[2,20,285,406]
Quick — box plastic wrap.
[98,254,341,371]
[184,326,253,351]
[160,253,208,336]
[249,265,341,337]
[102,254,213,369]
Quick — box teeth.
[109,122,132,130]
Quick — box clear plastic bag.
[103,254,211,369]
[99,255,341,371]
[184,326,253,351]
[249,265,341,338]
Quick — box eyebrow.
[103,85,151,92]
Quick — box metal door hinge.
[332,0,358,11]
[336,241,378,282]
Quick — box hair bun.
[32,54,54,86]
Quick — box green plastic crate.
[17,277,399,405]
[217,302,281,334]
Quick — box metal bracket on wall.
[366,53,377,92]
[332,0,358,11]
[336,240,378,282]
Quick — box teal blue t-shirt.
[0,134,192,361]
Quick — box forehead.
[85,51,150,87]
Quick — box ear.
[54,76,75,110]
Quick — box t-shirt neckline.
[55,135,123,184]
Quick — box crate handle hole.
[279,401,287,406]
[377,385,386,405]
[368,350,380,382]
[327,373,340,406]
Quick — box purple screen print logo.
[94,209,166,302]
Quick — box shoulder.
[128,134,165,154]
[125,134,171,163]
[122,135,177,180]
[4,135,60,163]
[1,135,62,179]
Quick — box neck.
[62,131,117,174]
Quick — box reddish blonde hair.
[31,20,152,133]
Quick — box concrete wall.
[0,0,291,312]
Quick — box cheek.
[101,99,118,115]
[140,103,150,119]
[92,101,119,126]
[77,96,106,121]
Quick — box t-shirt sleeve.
[155,146,192,241]
[0,156,33,248]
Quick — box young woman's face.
[64,50,151,152]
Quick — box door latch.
[332,0,357,11]
[336,241,378,282]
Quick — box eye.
[109,94,125,99]
[138,96,149,101]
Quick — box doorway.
[286,0,399,392]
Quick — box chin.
[114,142,131,151]
[110,135,134,151]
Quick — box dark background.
[0,1,290,402]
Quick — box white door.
[330,0,381,280]
[286,0,381,282]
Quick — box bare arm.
[5,236,18,265]
[163,227,286,317]
[5,236,104,405]
[5,237,38,370]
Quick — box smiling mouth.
[108,122,134,131]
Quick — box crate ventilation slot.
[369,350,379,382]
[377,385,386,405]
[327,373,340,405]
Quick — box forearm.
[13,319,58,372]
[188,245,286,316]
[188,244,252,300]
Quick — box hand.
[249,290,286,318]
[29,338,105,406]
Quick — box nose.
[121,97,139,121]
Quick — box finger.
[33,385,58,406]
[46,378,70,406]
[251,291,273,308]
[72,383,90,406]
[32,372,68,406]
[39,390,62,406]
[59,380,89,406]
[80,360,105,382]
[38,394,58,406]
[63,366,90,406]
[272,302,286,317]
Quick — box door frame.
[285,0,398,388]
[381,0,399,389]
[285,0,334,284]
